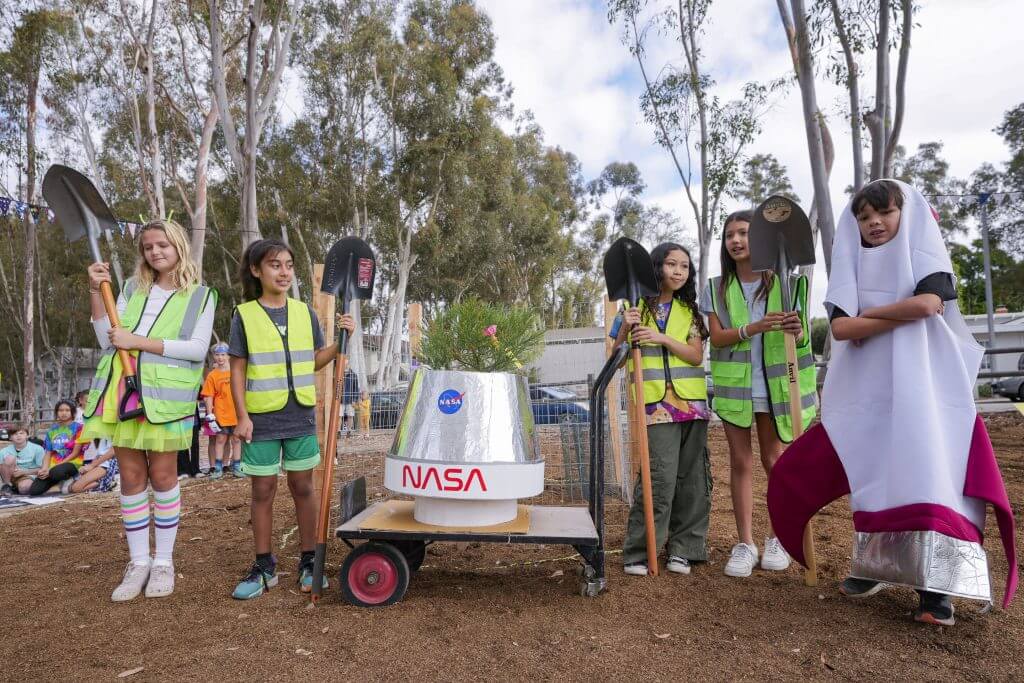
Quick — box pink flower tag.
[483,325,497,337]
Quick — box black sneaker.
[0,484,14,496]
[914,591,955,626]
[839,576,885,598]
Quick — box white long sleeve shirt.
[91,284,215,362]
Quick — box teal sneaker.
[210,467,224,480]
[298,562,328,594]
[232,562,278,600]
[231,463,246,478]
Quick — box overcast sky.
[476,0,1024,314]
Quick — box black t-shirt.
[829,272,956,321]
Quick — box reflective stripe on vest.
[707,274,817,441]
[84,281,214,424]
[626,298,707,404]
[237,299,317,413]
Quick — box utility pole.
[979,192,996,350]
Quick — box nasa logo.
[437,389,464,414]
[401,464,488,492]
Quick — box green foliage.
[729,153,799,209]
[977,383,993,399]
[419,298,544,373]
[810,317,829,357]
[949,240,1024,315]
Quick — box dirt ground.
[1,414,1022,682]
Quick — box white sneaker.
[623,562,649,576]
[724,543,759,577]
[666,556,691,575]
[144,562,175,598]
[761,537,791,571]
[112,561,151,602]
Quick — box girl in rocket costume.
[767,179,1017,626]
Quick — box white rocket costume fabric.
[767,180,1017,608]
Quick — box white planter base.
[413,497,517,527]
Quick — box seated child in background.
[1,426,46,495]
[70,438,119,494]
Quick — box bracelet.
[738,324,749,341]
[89,287,100,294]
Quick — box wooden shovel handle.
[784,332,817,587]
[311,351,346,602]
[630,345,658,576]
[100,280,136,378]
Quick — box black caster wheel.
[391,540,426,572]
[339,542,410,607]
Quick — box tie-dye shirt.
[44,421,84,466]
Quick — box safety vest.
[85,279,215,424]
[707,274,816,442]
[236,299,317,413]
[626,298,707,404]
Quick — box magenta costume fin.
[963,416,1017,609]
[766,424,850,567]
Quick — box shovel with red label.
[311,237,376,603]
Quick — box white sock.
[119,490,151,565]
[152,484,180,565]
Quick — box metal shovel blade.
[321,237,376,302]
[748,195,816,273]
[602,237,659,305]
[42,165,118,262]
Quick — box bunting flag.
[0,197,8,215]
[0,193,143,235]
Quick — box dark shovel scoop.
[321,236,376,351]
[748,195,816,310]
[602,237,659,306]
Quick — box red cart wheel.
[340,542,410,607]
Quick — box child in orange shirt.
[201,343,240,478]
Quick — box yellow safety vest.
[85,279,215,424]
[626,298,707,404]
[237,299,317,413]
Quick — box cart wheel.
[340,542,410,607]
[391,540,427,572]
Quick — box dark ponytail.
[644,242,709,341]
[239,239,294,302]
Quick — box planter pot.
[384,368,544,526]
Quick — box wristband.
[738,324,748,341]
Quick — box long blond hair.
[132,219,201,293]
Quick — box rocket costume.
[767,180,1017,608]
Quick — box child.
[340,369,358,437]
[201,343,241,478]
[229,239,355,599]
[699,209,816,578]
[0,426,46,495]
[70,438,119,494]
[29,400,84,496]
[614,242,712,576]
[81,219,216,601]
[767,180,1017,625]
[357,390,371,438]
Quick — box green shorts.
[241,435,321,476]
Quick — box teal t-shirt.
[0,442,45,470]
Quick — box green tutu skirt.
[81,357,195,453]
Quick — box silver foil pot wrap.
[389,369,541,465]
[850,530,991,602]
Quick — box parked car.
[530,385,590,424]
[992,376,1024,401]
[370,390,407,430]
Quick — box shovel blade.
[321,237,376,302]
[748,195,816,273]
[42,165,118,251]
[602,237,659,304]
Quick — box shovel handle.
[312,351,347,602]
[629,343,658,577]
[783,332,817,586]
[99,280,137,379]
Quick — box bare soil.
[1,415,1022,682]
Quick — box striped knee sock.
[152,484,181,565]
[120,490,151,565]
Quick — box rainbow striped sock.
[152,485,180,565]
[120,490,151,565]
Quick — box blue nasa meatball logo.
[437,389,465,415]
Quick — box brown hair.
[851,180,904,217]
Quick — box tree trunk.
[869,0,890,181]
[190,102,219,270]
[829,0,864,191]
[143,0,164,218]
[883,0,912,177]
[779,0,836,275]
[22,74,39,428]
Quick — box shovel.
[311,236,376,603]
[748,195,817,586]
[603,237,660,576]
[42,165,144,421]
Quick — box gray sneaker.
[144,562,175,598]
[111,562,151,602]
[666,556,691,575]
